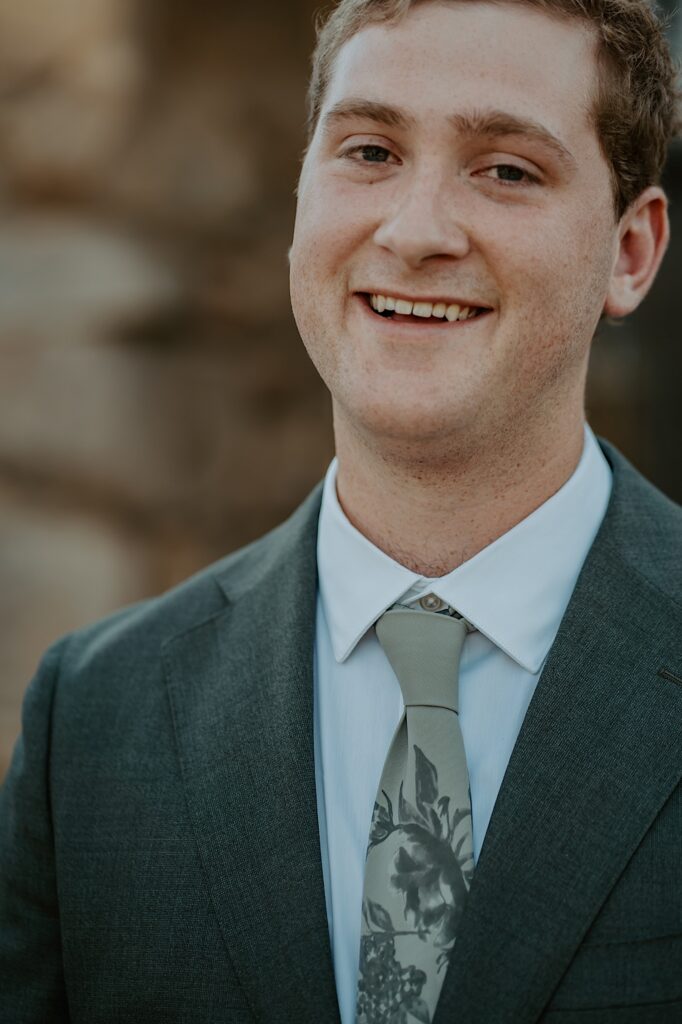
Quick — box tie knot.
[375,606,467,712]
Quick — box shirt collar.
[317,425,612,673]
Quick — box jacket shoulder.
[57,481,324,678]
[598,438,682,607]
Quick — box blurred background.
[0,0,680,780]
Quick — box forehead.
[323,1,599,142]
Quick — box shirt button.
[419,593,447,612]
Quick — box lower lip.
[353,294,493,335]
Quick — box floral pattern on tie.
[356,745,473,1023]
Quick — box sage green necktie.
[356,602,474,1024]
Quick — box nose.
[373,166,471,268]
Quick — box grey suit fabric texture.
[0,438,680,1024]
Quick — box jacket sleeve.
[0,639,70,1023]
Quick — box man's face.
[289,1,620,452]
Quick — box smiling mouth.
[360,292,492,324]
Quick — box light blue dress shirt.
[313,424,612,1024]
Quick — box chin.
[343,393,471,448]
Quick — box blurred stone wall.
[0,0,680,779]
[0,0,334,776]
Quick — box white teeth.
[369,293,482,321]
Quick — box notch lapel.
[164,487,341,1024]
[434,456,682,1023]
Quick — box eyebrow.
[321,99,577,172]
[323,99,412,133]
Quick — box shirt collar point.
[506,637,552,675]
[333,633,363,664]
[469,617,551,675]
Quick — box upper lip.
[356,289,493,309]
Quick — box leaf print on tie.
[414,746,438,811]
[369,790,396,849]
[366,899,395,933]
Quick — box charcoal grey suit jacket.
[1,439,680,1023]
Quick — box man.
[1,0,680,1021]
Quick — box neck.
[333,409,586,577]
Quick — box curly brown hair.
[306,0,680,218]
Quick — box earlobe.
[603,186,669,318]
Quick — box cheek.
[289,250,324,369]
[487,209,615,392]
[290,179,372,347]
[294,172,371,261]
[289,203,344,382]
[502,207,613,326]
[291,201,342,314]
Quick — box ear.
[603,185,669,318]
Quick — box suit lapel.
[164,486,341,1024]
[435,453,682,1022]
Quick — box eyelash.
[341,144,540,186]
[343,144,394,165]
[483,165,540,186]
